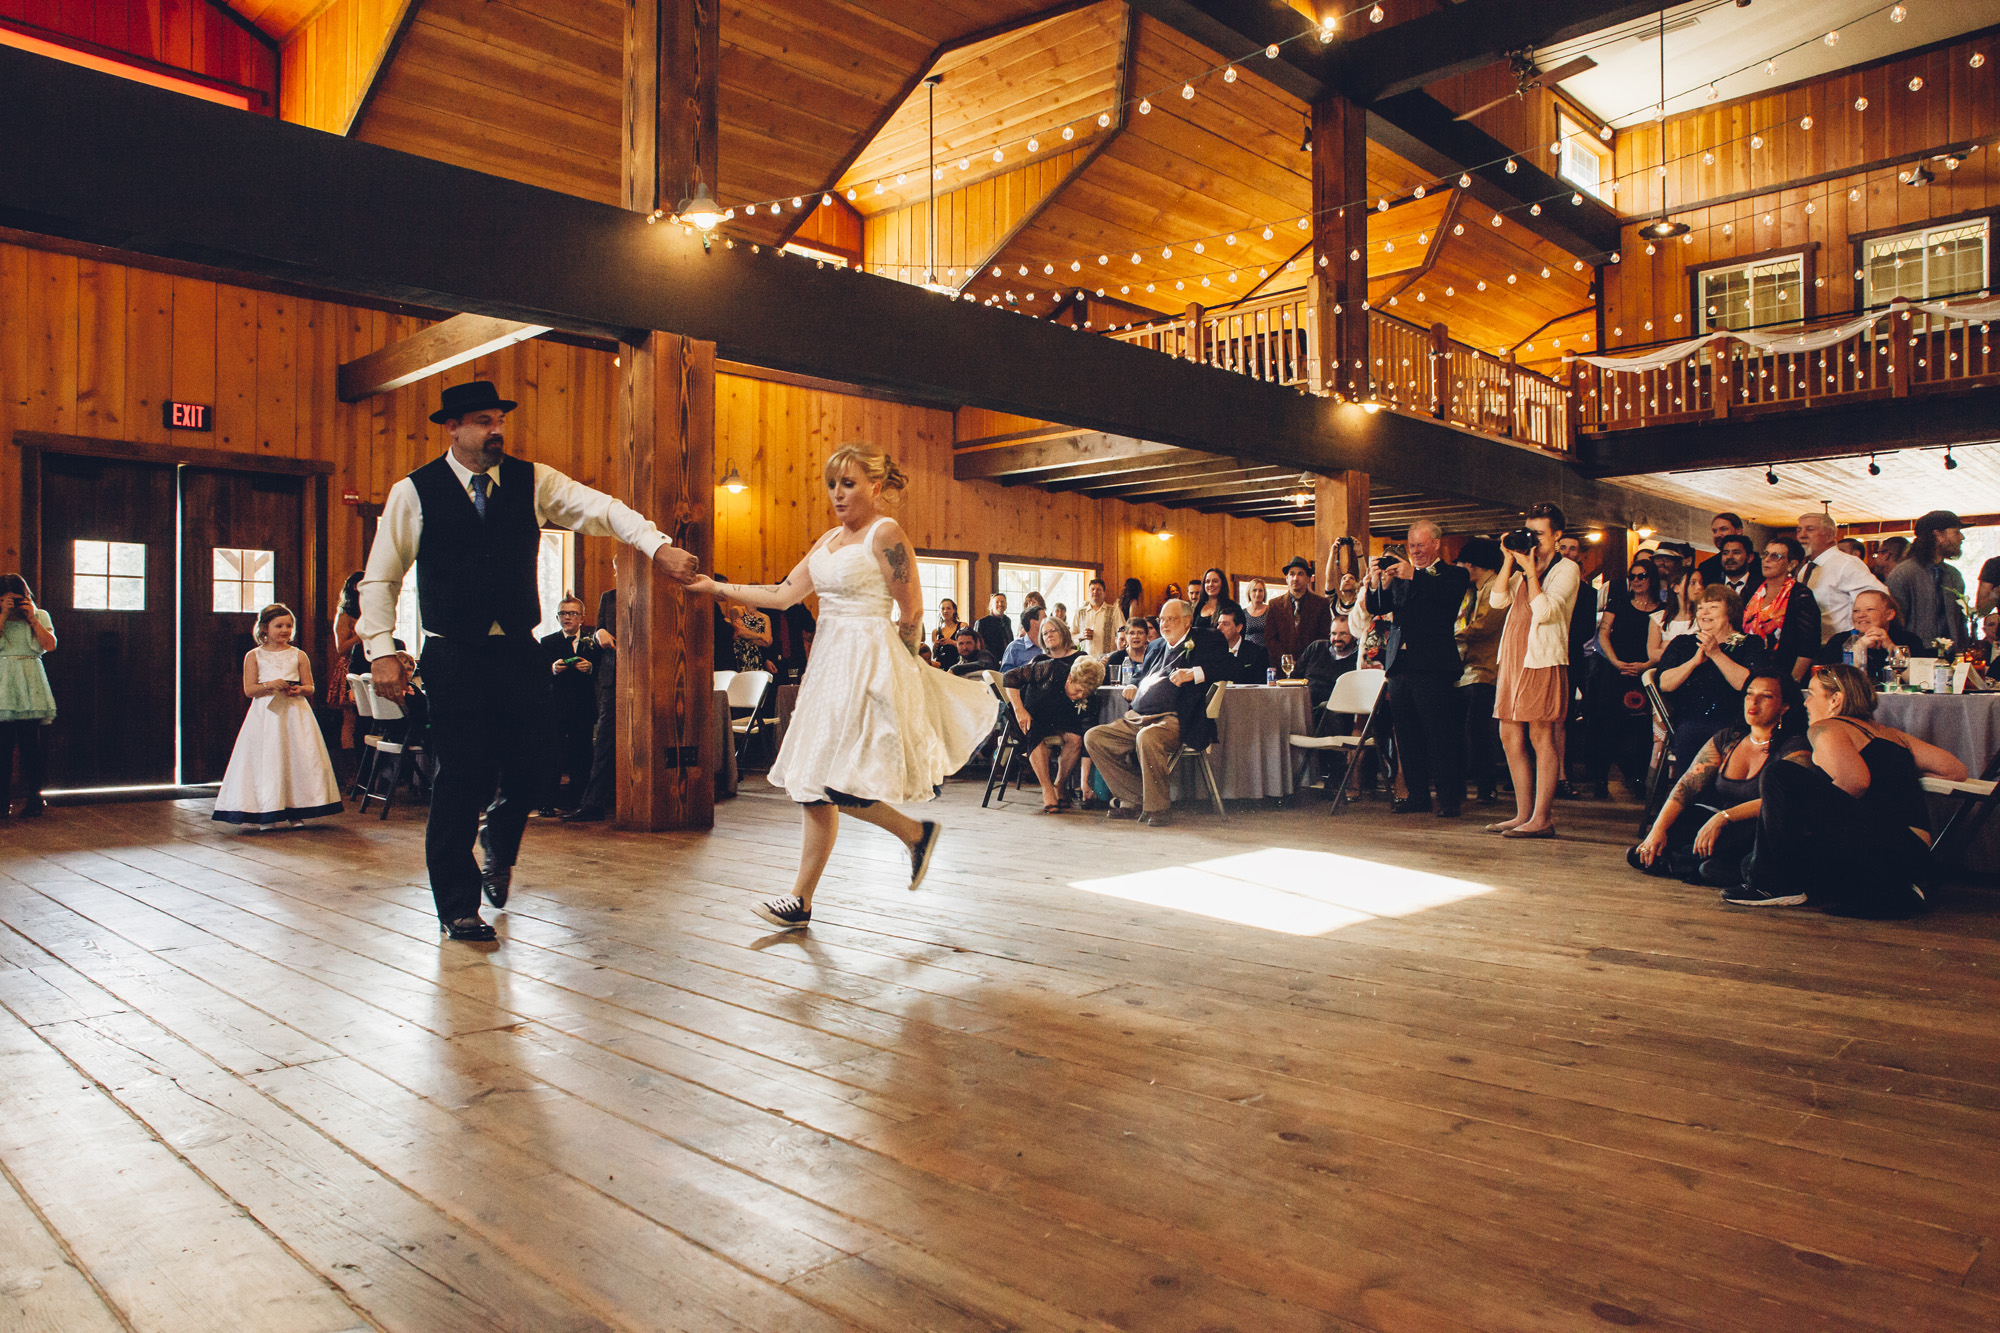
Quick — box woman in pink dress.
[1487,503,1581,839]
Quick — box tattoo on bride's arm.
[884,542,912,586]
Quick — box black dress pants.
[1386,671,1463,808]
[544,701,595,809]
[419,636,551,922]
[577,647,617,814]
[0,720,47,809]
[1748,761,1931,915]
[1458,681,1502,794]
[1586,660,1653,788]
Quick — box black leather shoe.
[1389,798,1431,814]
[478,826,511,909]
[560,807,605,823]
[1554,780,1579,800]
[441,916,497,942]
[1106,804,1142,822]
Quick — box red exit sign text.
[163,401,213,431]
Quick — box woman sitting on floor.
[1656,584,1765,774]
[1630,673,1804,887]
[1002,618,1103,813]
[1725,663,1966,913]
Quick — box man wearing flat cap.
[359,380,699,942]
[1262,555,1331,671]
[1884,509,1968,650]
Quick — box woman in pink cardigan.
[1487,503,1581,839]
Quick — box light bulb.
[1707,83,1719,101]
[1266,43,1280,58]
[1224,66,1237,83]
[1891,3,1906,21]
[992,148,1003,162]
[1765,60,1777,76]
[895,173,906,184]
[821,193,832,205]
[1182,83,1195,99]
[1413,184,1425,198]
[1139,99,1150,114]
[1261,226,1273,240]
[1751,135,1763,149]
[1459,173,1471,187]
[1504,158,1517,173]
[1800,116,1813,130]
[1571,192,1583,205]
[1098,112,1110,127]
[1854,97,1868,111]
[1909,76,1925,92]
[1369,4,1384,22]
[1027,137,1038,151]
[1061,127,1073,141]
[1974,54,1987,69]
[1530,203,1541,215]
[1824,30,1839,47]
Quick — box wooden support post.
[1311,94,1369,401]
[1428,321,1449,419]
[615,332,716,831]
[616,0,718,831]
[1314,470,1370,574]
[1184,303,1204,362]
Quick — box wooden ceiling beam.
[1099,468,1296,503]
[336,312,551,402]
[953,432,1183,480]
[1,49,1715,540]
[1046,456,1246,492]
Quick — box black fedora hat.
[1282,555,1314,576]
[430,380,517,424]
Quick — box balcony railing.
[1573,299,2000,432]
[1107,291,1570,452]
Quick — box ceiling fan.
[1452,50,1598,122]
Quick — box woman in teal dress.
[0,575,58,818]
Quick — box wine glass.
[1280,654,1296,679]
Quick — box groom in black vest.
[358,381,698,941]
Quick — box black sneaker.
[1722,883,1807,907]
[909,821,942,891]
[753,896,811,930]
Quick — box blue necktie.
[469,473,490,519]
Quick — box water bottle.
[1846,637,1866,674]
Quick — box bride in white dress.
[687,445,993,929]
[212,604,345,828]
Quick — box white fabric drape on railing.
[1577,295,1997,372]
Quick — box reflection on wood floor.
[3,781,1999,1332]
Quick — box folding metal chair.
[1638,667,1676,835]
[355,685,422,819]
[345,674,378,801]
[1286,668,1385,815]
[727,670,774,764]
[1923,747,2000,867]
[1165,682,1230,819]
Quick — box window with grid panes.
[1864,220,1989,307]
[1698,254,1804,333]
[73,540,146,610]
[916,557,966,640]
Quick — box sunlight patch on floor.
[1068,847,1497,935]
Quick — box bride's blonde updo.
[823,444,908,498]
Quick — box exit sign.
[163,401,212,431]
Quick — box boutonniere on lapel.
[1722,632,1750,651]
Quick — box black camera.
[1374,554,1399,572]
[1500,528,1538,554]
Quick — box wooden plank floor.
[3,778,1999,1332]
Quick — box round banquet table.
[1874,691,2000,776]
[1094,682,1313,800]
[1874,690,2000,870]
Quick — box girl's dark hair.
[254,602,296,645]
[339,570,364,618]
[0,573,32,603]
[1527,501,1566,534]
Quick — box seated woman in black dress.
[1656,584,1765,773]
[1003,622,1104,813]
[1630,673,1805,887]
[1727,664,1966,913]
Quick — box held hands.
[655,543,699,585]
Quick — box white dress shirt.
[358,451,670,662]
[1799,545,1887,641]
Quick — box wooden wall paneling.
[254,289,295,457]
[168,275,215,448]
[123,266,173,446]
[75,259,127,439]
[212,282,256,450]
[24,249,78,437]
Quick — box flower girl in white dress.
[687,445,992,929]
[213,604,345,829]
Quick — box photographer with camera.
[1363,521,1471,817]
[1486,504,1581,839]
[0,575,57,818]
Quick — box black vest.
[410,453,541,641]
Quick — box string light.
[1369,4,1384,21]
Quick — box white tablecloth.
[1875,692,2000,775]
[1094,683,1312,800]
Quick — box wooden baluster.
[1184,302,1204,363]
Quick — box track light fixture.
[1946,447,1959,470]
[1867,454,1881,476]
[1765,466,1779,486]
